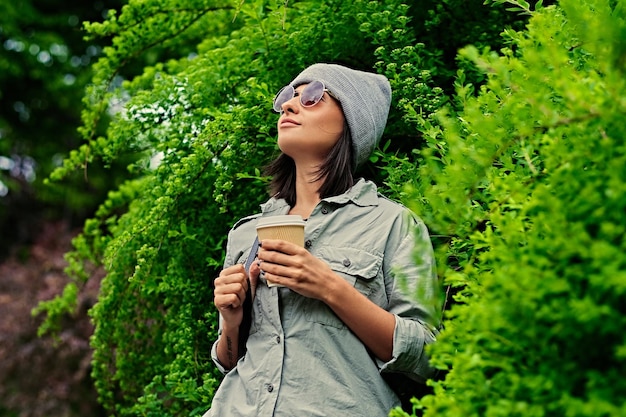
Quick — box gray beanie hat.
[290,63,392,167]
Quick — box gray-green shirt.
[204,179,441,417]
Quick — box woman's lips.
[279,117,300,127]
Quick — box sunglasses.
[272,80,336,113]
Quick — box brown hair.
[265,122,354,206]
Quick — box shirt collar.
[259,178,379,214]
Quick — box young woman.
[204,63,442,416]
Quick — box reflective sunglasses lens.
[300,80,325,107]
[273,85,294,112]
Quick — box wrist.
[221,321,241,338]
[322,272,351,307]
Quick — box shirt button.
[305,240,312,248]
[342,258,351,267]
[266,383,274,393]
[321,207,329,214]
[275,336,281,344]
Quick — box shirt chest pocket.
[305,246,384,329]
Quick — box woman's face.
[276,84,345,164]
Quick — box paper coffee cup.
[256,215,306,287]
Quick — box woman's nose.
[281,95,300,114]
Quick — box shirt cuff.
[377,314,436,381]
[210,336,230,375]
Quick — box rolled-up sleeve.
[377,315,439,381]
[378,212,442,381]
[210,329,230,375]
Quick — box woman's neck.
[289,167,322,219]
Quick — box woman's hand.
[257,239,338,301]
[213,264,250,329]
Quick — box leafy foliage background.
[406,1,626,416]
[34,0,625,416]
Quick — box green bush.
[391,1,626,416]
[34,0,552,415]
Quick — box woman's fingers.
[214,265,249,309]
[215,292,244,309]
[257,239,305,266]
